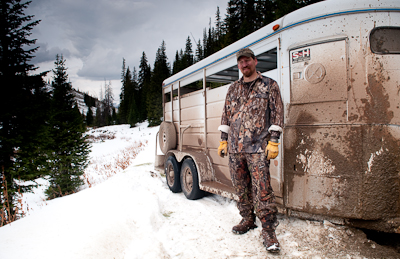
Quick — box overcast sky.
[26,0,228,105]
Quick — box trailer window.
[206,64,239,86]
[164,91,171,103]
[256,48,277,73]
[204,47,278,87]
[370,27,400,54]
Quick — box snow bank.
[0,124,398,259]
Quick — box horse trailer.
[154,0,400,233]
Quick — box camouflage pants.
[229,153,278,230]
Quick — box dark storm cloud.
[32,43,71,64]
[26,0,228,95]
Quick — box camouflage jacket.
[221,72,284,153]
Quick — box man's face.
[237,56,257,78]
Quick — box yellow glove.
[265,141,280,160]
[218,141,228,157]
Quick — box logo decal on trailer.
[305,63,326,84]
[292,48,311,63]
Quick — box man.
[217,47,283,253]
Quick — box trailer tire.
[180,158,204,200]
[159,122,176,154]
[165,156,181,193]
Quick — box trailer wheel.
[165,156,181,193]
[159,122,176,154]
[180,158,204,200]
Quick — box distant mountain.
[71,89,101,116]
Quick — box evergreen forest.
[1,0,321,225]
[118,0,323,127]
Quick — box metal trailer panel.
[206,132,221,150]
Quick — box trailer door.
[285,39,351,216]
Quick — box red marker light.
[272,24,280,31]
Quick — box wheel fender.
[166,150,214,184]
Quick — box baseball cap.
[236,47,255,60]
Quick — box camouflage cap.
[236,47,255,60]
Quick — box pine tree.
[195,39,203,62]
[224,0,242,45]
[147,41,170,126]
[118,66,137,125]
[224,0,257,44]
[130,67,140,126]
[241,0,258,36]
[223,0,324,45]
[184,36,194,68]
[0,0,51,223]
[103,80,114,125]
[118,58,127,124]
[46,55,89,199]
[94,105,102,127]
[202,28,208,57]
[111,107,117,123]
[202,18,217,58]
[86,107,94,126]
[127,98,138,127]
[209,21,216,55]
[172,50,181,74]
[119,66,129,124]
[84,93,96,108]
[127,68,138,127]
[215,6,222,42]
[121,58,126,83]
[138,52,151,122]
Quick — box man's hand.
[218,141,228,157]
[265,141,280,160]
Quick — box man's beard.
[242,67,255,77]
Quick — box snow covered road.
[0,124,398,258]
